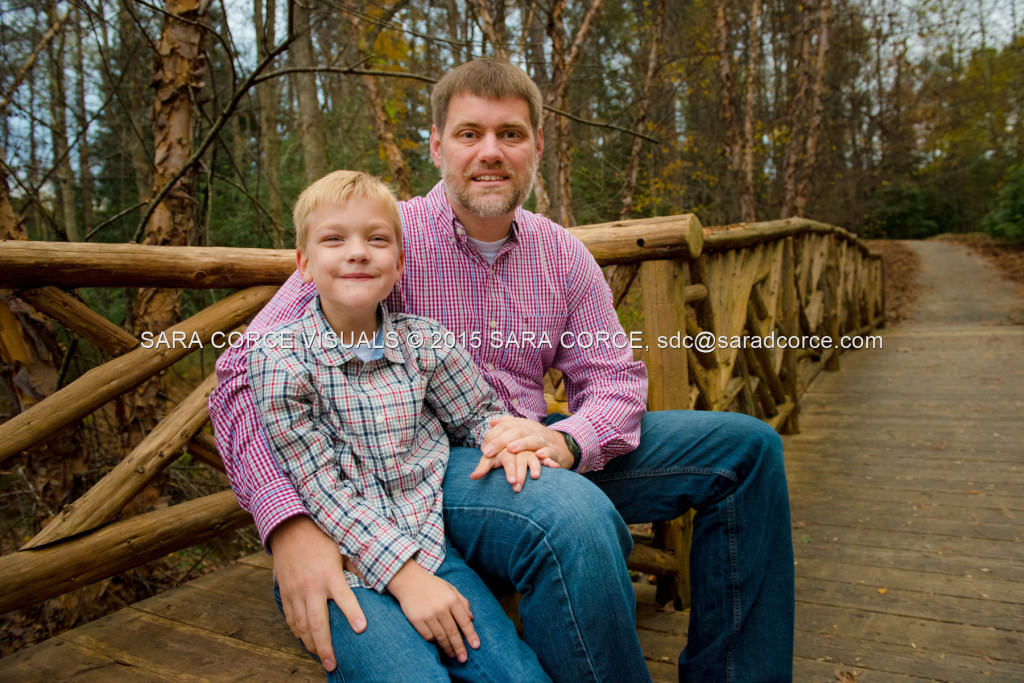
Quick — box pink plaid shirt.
[209,181,648,546]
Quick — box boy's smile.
[297,197,404,338]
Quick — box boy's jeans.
[442,410,795,683]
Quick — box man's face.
[430,93,543,219]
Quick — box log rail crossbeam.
[0,215,883,616]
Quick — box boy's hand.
[469,442,560,491]
[471,416,563,490]
[387,561,479,662]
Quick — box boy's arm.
[420,323,507,448]
[248,346,420,593]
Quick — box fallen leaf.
[970,490,980,495]
[835,671,858,682]
[800,534,813,544]
[877,587,888,595]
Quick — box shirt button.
[489,320,498,328]
[376,414,386,423]
[485,363,495,371]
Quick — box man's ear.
[535,125,544,159]
[429,125,442,169]
[296,248,313,283]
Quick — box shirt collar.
[303,298,404,367]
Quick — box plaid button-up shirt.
[247,299,505,592]
[210,181,648,546]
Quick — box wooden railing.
[0,216,883,614]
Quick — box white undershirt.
[467,234,511,266]
[343,329,384,362]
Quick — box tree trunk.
[469,0,508,58]
[129,0,209,437]
[621,0,666,221]
[47,0,78,242]
[291,0,327,183]
[779,7,814,218]
[117,0,155,205]
[542,0,604,227]
[789,0,831,218]
[74,8,94,237]
[255,0,285,245]
[739,0,762,222]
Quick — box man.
[209,58,794,682]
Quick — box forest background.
[1,0,1023,655]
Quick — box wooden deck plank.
[787,241,1024,682]
[58,608,319,681]
[0,637,168,682]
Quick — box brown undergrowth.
[863,239,922,325]
[0,356,260,658]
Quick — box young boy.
[247,170,553,681]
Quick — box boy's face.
[430,93,542,219]
[297,196,403,330]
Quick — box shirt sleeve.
[247,345,419,592]
[548,237,649,473]
[421,323,508,448]
[208,272,317,548]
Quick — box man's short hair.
[293,170,402,249]
[431,58,544,134]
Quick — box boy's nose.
[346,241,370,260]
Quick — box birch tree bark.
[129,0,210,435]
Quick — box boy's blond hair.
[431,58,543,134]
[293,170,402,249]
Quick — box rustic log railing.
[0,216,883,615]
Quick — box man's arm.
[480,235,648,474]
[545,237,648,472]
[208,273,357,672]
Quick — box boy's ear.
[429,125,442,169]
[296,248,313,283]
[396,250,405,280]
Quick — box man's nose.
[477,133,504,163]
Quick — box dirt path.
[785,240,1024,681]
[907,240,1023,327]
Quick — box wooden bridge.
[2,221,1018,680]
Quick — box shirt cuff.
[355,527,420,593]
[249,477,309,549]
[549,418,601,474]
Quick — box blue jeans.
[275,542,549,682]
[442,410,794,683]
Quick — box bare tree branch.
[0,6,71,119]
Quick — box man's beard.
[440,154,537,218]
